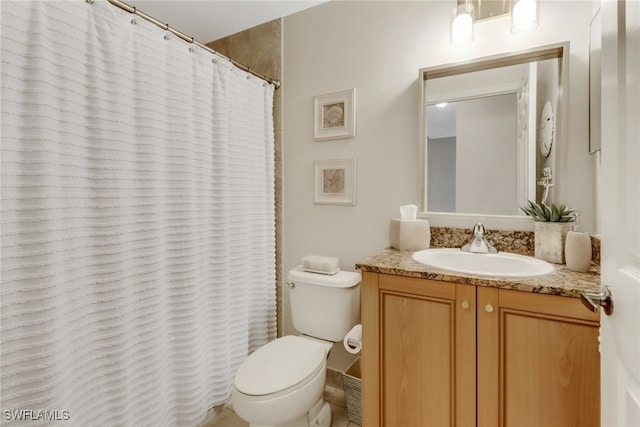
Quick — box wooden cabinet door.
[362,272,476,427]
[478,287,600,427]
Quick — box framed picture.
[314,89,356,141]
[314,158,356,205]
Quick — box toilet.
[232,265,361,427]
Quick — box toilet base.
[248,399,331,427]
[308,400,331,427]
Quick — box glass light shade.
[511,0,539,34]
[450,3,475,45]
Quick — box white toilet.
[232,265,361,427]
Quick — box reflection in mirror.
[427,93,518,215]
[420,44,567,221]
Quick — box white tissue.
[400,204,417,221]
[343,324,362,354]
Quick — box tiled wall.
[206,20,284,336]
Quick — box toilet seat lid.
[234,335,326,396]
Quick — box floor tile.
[201,402,361,427]
[201,406,248,427]
[329,402,349,427]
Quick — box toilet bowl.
[232,265,361,427]
[232,335,332,427]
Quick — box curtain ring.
[164,35,170,40]
[131,19,137,25]
[85,0,95,4]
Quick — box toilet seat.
[234,335,327,397]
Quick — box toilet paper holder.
[343,324,362,354]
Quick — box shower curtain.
[1,1,276,426]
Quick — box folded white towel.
[301,255,340,275]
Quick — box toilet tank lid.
[287,266,361,288]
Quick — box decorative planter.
[534,222,573,264]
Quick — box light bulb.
[511,0,539,34]
[450,3,475,45]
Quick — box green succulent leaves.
[520,200,575,222]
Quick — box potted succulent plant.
[520,200,575,264]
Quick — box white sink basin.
[412,248,554,278]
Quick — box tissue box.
[389,219,430,251]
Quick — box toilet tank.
[287,266,361,342]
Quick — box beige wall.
[206,1,596,372]
[282,1,595,370]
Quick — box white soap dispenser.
[564,212,592,272]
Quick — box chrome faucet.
[461,223,497,254]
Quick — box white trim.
[418,42,569,231]
[425,82,519,105]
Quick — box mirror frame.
[418,42,569,231]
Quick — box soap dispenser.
[564,212,592,272]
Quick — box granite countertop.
[356,248,601,298]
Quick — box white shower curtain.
[1,1,276,426]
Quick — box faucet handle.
[464,222,498,253]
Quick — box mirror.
[420,43,568,224]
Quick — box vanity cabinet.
[477,287,600,427]
[361,272,477,426]
[361,272,600,427]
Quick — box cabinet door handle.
[485,303,494,313]
[461,300,470,309]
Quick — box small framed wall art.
[313,89,356,141]
[314,158,357,205]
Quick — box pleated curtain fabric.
[1,1,276,425]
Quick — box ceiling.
[126,1,327,43]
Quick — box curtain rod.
[97,0,281,89]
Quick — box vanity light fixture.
[510,0,539,34]
[449,0,539,46]
[435,102,449,108]
[450,2,475,45]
